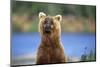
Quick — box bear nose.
[44,23,51,33]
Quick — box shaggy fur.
[36,12,67,64]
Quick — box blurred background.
[11,1,96,65]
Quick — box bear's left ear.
[54,15,62,22]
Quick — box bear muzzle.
[44,24,51,33]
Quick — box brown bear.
[36,12,67,65]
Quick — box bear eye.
[44,20,47,24]
[51,21,53,25]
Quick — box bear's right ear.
[39,12,46,19]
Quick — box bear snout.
[44,24,51,33]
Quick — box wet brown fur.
[36,13,67,64]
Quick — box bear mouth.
[44,28,51,33]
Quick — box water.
[11,32,96,65]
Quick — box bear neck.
[41,34,61,47]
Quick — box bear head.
[38,12,62,37]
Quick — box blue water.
[12,32,96,58]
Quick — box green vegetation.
[81,48,96,61]
[12,1,96,33]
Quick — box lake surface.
[11,32,96,65]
